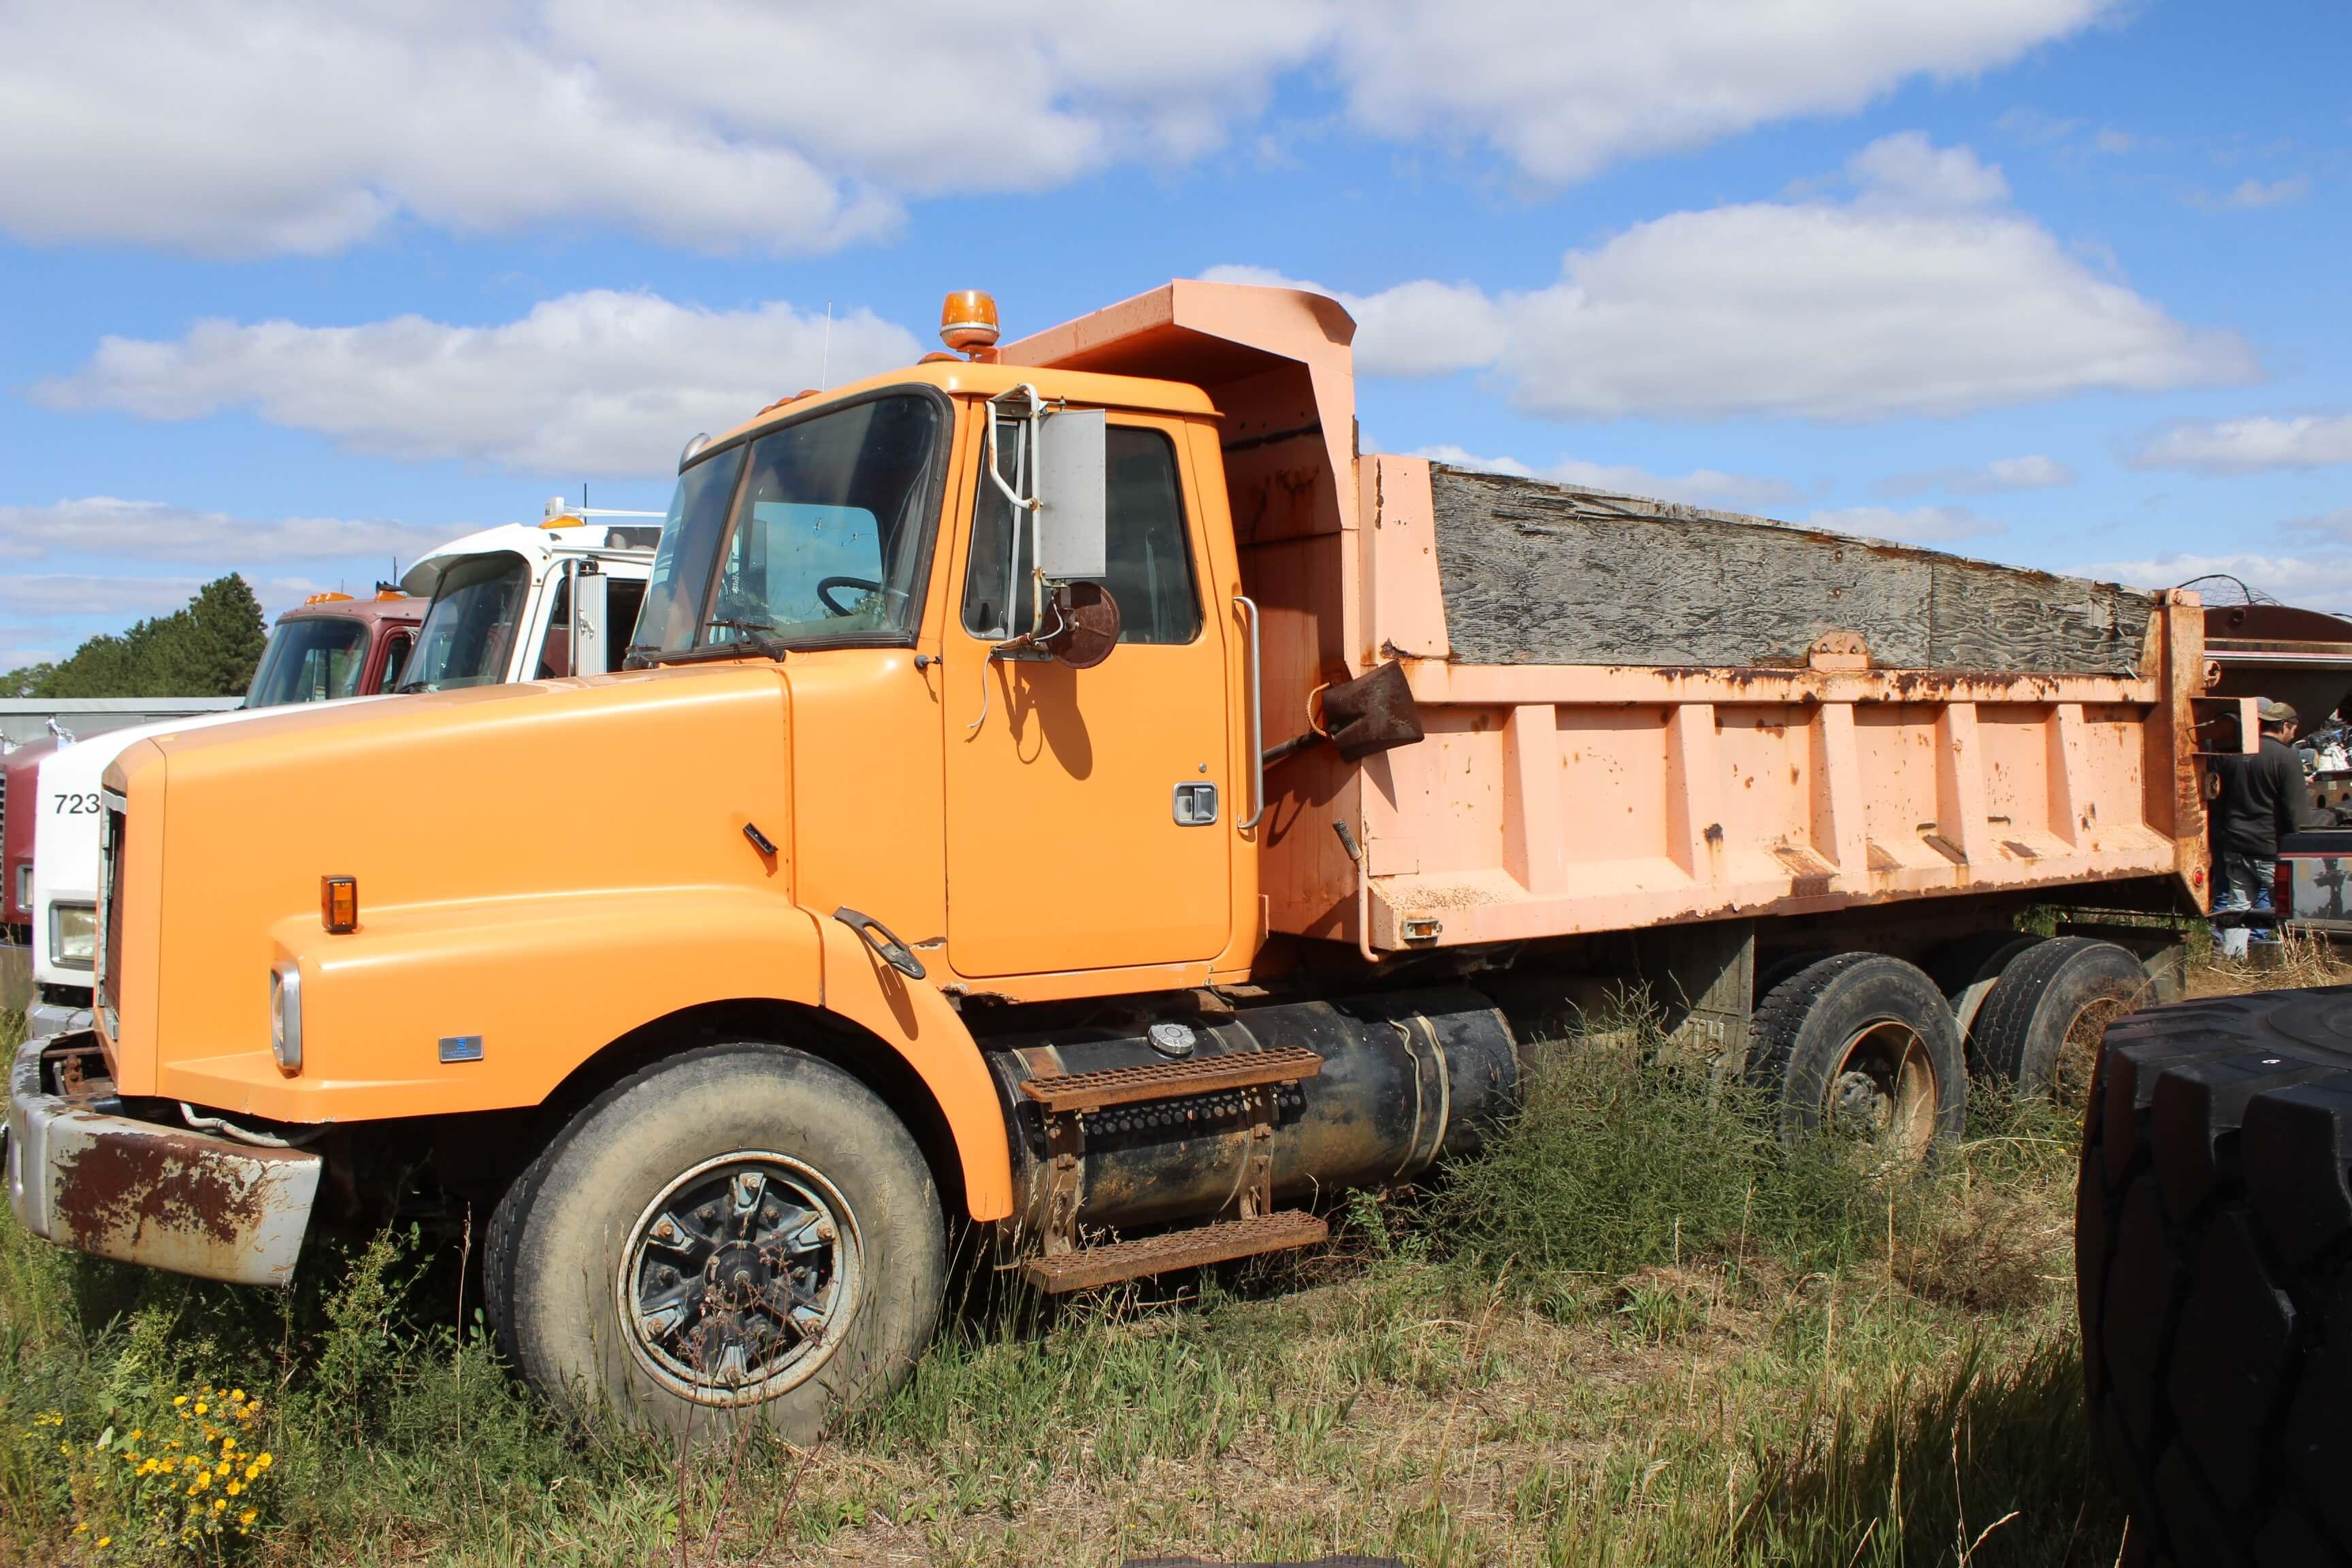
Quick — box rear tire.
[1974,936,2153,1105]
[1746,953,1965,1160]
[2078,985,2352,1565]
[486,1041,945,1443]
[1925,930,2041,1062]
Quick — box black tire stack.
[2078,985,2352,1566]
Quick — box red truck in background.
[1,591,423,947]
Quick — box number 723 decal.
[52,791,102,815]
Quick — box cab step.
[1018,1044,1322,1113]
[1022,1211,1330,1294]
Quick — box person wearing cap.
[2210,698,2323,959]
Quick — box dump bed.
[1002,280,2208,956]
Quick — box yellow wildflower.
[211,1499,226,1514]
[173,1396,187,1407]
[96,1537,110,1549]
[227,1480,243,1497]
[193,1402,207,1415]
[256,1452,274,1469]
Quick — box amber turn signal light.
[939,289,1000,356]
[321,875,359,934]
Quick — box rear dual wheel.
[486,1042,946,1443]
[1749,953,1966,1160]
[1972,936,2155,1105]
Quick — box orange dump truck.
[7,281,2211,1437]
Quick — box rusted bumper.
[6,1031,320,1286]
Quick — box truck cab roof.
[400,520,661,600]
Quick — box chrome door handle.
[1234,595,1264,830]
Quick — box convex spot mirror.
[1041,581,1120,669]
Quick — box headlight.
[270,962,304,1074]
[50,902,97,968]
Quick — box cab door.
[941,412,1232,978]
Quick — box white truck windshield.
[403,553,529,692]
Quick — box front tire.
[487,1042,945,1443]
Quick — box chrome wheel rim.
[1825,1019,1938,1160]
[617,1151,861,1407]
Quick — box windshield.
[402,553,530,691]
[246,616,371,708]
[633,391,944,655]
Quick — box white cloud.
[1879,453,2075,495]
[35,291,924,476]
[0,1,2119,255]
[2221,177,2310,210]
[2132,414,2352,473]
[1846,130,2011,208]
[1806,504,2006,544]
[0,497,447,564]
[1410,444,1800,512]
[1213,134,2252,420]
[1328,0,2115,183]
[0,574,212,619]
[2072,551,2352,608]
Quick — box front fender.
[152,887,1013,1220]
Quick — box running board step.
[1018,1045,1323,1113]
[1023,1211,1330,1294]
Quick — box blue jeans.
[2214,851,2276,960]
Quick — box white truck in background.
[15,507,660,1037]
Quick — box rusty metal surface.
[1319,659,1423,762]
[8,1030,318,1287]
[1022,1210,1327,1293]
[1019,1045,1324,1113]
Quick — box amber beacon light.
[321,875,359,934]
[939,290,1000,357]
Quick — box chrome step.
[1018,1045,1323,1114]
[1022,1210,1330,1294]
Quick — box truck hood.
[101,664,793,1095]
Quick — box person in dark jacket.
[2212,698,2323,958]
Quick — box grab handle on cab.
[1234,595,1264,831]
[833,906,927,981]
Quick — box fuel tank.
[985,987,1519,1235]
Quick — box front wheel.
[486,1042,945,1442]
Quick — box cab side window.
[379,630,414,692]
[962,424,1200,644]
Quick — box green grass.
[0,1005,2117,1566]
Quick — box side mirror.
[1034,407,1106,583]
[569,561,609,676]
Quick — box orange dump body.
[1001,282,2208,958]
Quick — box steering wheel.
[817,576,884,617]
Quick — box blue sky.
[1,0,2346,671]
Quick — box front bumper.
[6,1031,320,1286]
